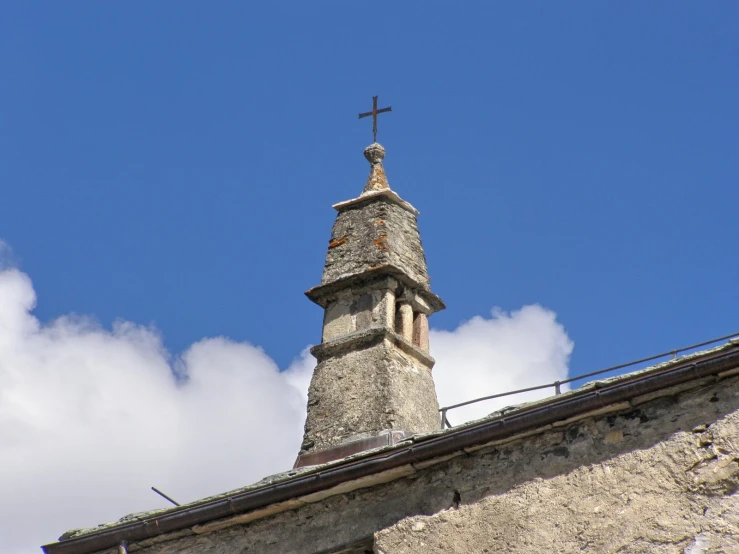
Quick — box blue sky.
[4,2,736,378]
[2,3,738,551]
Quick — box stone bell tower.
[296,139,445,467]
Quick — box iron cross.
[358,96,392,143]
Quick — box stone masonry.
[320,190,430,288]
[299,143,445,455]
[375,376,739,553]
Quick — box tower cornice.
[305,264,445,313]
[309,326,436,368]
[332,188,419,216]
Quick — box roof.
[43,339,739,554]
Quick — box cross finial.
[358,96,392,143]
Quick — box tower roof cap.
[361,142,391,196]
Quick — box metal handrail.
[439,331,739,429]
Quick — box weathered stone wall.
[121,373,739,554]
[321,198,430,288]
[301,335,439,453]
[376,379,739,554]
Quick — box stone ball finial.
[364,142,386,165]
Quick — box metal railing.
[438,331,739,429]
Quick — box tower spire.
[295,129,445,467]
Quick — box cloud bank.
[0,264,572,553]
[432,307,573,424]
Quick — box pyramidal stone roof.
[306,142,444,315]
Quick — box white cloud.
[0,267,312,554]
[0,264,572,554]
[432,306,574,425]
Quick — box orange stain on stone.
[329,235,349,249]
[373,235,388,250]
